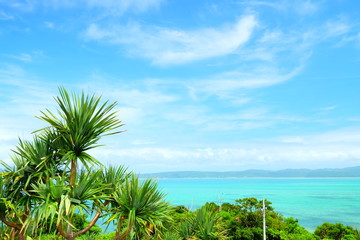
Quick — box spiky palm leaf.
[0,135,59,238]
[109,174,171,240]
[36,87,124,171]
[189,205,220,240]
[30,170,106,236]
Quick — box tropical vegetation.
[0,88,170,240]
[0,88,358,240]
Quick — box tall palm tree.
[32,87,124,238]
[36,87,124,187]
[0,88,124,239]
[108,174,171,240]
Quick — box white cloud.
[237,1,283,10]
[323,18,351,38]
[119,107,144,125]
[2,51,46,63]
[317,105,338,112]
[85,0,164,13]
[44,21,55,29]
[114,89,178,107]
[83,15,257,65]
[279,127,360,144]
[92,133,360,172]
[0,10,14,20]
[10,53,32,62]
[0,64,58,150]
[1,0,163,14]
[295,0,321,15]
[191,65,303,99]
[238,0,322,15]
[84,126,360,173]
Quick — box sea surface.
[156,178,360,231]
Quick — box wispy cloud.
[0,9,14,20]
[44,21,55,29]
[237,0,322,15]
[237,1,283,10]
[1,51,46,63]
[92,127,360,172]
[8,53,32,62]
[1,0,164,14]
[84,0,164,13]
[294,0,321,15]
[197,65,302,96]
[317,105,338,112]
[279,127,360,145]
[83,15,257,65]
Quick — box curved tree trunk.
[57,211,102,240]
[115,219,133,240]
[0,215,26,240]
[73,211,101,238]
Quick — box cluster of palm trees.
[0,87,171,240]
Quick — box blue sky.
[1,0,360,173]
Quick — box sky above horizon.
[1,0,360,173]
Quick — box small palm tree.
[108,174,171,240]
[163,231,182,240]
[0,135,57,240]
[189,204,221,240]
[30,169,108,240]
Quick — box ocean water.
[157,178,360,231]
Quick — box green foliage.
[0,88,171,240]
[37,87,124,168]
[165,198,321,240]
[314,222,358,240]
[107,173,171,239]
[190,204,220,240]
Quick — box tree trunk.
[57,221,74,240]
[0,215,26,240]
[69,159,77,188]
[73,211,101,238]
[115,219,133,240]
[10,228,15,240]
[17,232,26,240]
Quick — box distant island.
[140,166,360,178]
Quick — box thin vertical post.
[263,198,266,240]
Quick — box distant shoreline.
[140,177,360,179]
[140,166,360,178]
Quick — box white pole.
[263,198,266,240]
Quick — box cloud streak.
[93,127,360,173]
[84,15,257,65]
[1,0,163,14]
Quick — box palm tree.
[30,169,107,240]
[0,88,124,239]
[33,87,124,239]
[0,135,57,240]
[1,88,174,240]
[108,174,171,240]
[188,204,221,240]
[36,86,123,187]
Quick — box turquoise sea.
[157,178,360,231]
